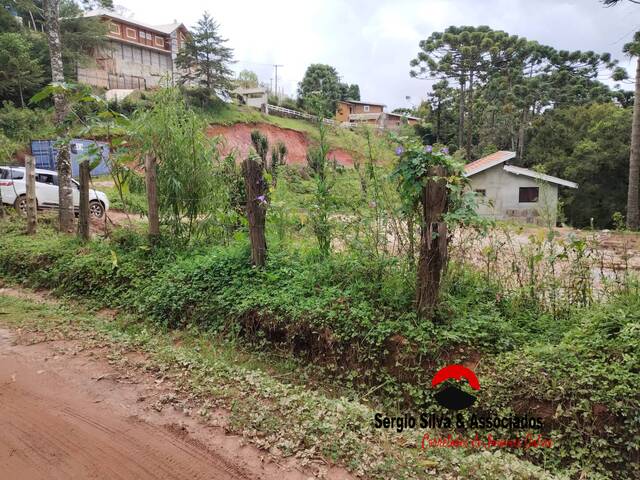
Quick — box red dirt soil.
[0,288,354,480]
[207,123,355,166]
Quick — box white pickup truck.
[0,166,110,218]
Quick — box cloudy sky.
[119,0,639,110]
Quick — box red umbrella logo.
[432,365,480,410]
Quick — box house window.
[474,189,486,197]
[109,22,120,35]
[519,187,539,203]
[363,105,370,112]
[125,27,137,39]
[155,36,164,47]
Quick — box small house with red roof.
[464,151,578,225]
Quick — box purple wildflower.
[425,145,433,153]
[256,195,266,204]
[441,147,449,154]
[395,146,404,156]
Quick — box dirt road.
[0,324,324,480]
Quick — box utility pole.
[273,64,283,102]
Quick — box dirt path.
[0,303,343,480]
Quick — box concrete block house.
[465,151,578,225]
[78,9,189,90]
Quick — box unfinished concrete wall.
[468,165,559,225]
[77,40,173,89]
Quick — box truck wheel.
[89,200,105,219]
[13,195,27,216]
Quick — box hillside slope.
[207,122,355,165]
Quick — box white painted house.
[464,151,578,225]
[232,87,268,109]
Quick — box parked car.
[0,166,110,218]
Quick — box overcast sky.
[119,0,639,110]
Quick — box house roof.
[464,150,516,176]
[502,165,578,188]
[465,151,578,188]
[340,99,387,108]
[84,9,187,36]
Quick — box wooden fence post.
[145,154,160,241]
[25,155,37,235]
[78,160,90,241]
[242,153,268,266]
[416,165,448,319]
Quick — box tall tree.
[427,79,455,144]
[297,64,344,114]
[176,12,234,93]
[43,0,74,232]
[411,26,510,159]
[236,69,258,88]
[0,33,44,107]
[525,103,631,228]
[624,33,640,229]
[601,0,640,228]
[341,83,360,101]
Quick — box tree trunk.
[44,0,73,233]
[458,80,465,152]
[78,160,90,241]
[57,144,74,232]
[242,155,268,267]
[517,107,528,160]
[466,71,474,161]
[25,155,37,235]
[416,166,449,319]
[145,154,160,241]
[627,56,640,230]
[436,101,441,144]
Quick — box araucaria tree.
[176,12,234,93]
[410,26,620,161]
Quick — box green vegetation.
[0,291,564,480]
[297,63,361,113]
[175,11,234,93]
[0,216,638,479]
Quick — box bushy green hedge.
[0,222,638,479]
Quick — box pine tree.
[176,12,234,93]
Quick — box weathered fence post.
[78,160,90,241]
[242,152,268,266]
[145,154,160,241]
[416,165,449,319]
[25,155,37,235]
